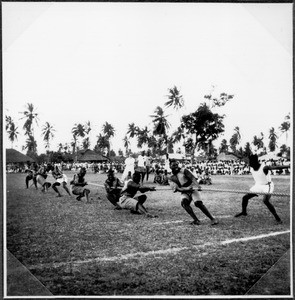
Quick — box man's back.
[121,179,140,198]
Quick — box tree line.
[5,86,290,162]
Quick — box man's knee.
[194,200,203,208]
[107,194,118,204]
[263,196,271,204]
[181,198,191,208]
[137,194,147,204]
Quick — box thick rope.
[88,182,290,197]
[155,187,290,197]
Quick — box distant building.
[6,148,35,164]
[217,152,239,161]
[76,149,109,163]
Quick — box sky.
[2,2,293,155]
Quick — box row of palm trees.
[220,114,290,157]
[5,87,290,160]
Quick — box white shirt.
[137,155,146,167]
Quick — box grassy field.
[5,171,291,296]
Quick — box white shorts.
[71,186,85,195]
[118,195,138,211]
[180,189,202,202]
[250,182,274,194]
[56,174,68,184]
[36,174,47,185]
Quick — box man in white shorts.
[235,154,289,223]
[52,165,71,197]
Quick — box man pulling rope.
[234,154,290,224]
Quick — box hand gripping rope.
[88,182,290,197]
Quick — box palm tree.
[101,122,115,156]
[279,114,290,145]
[279,144,290,158]
[165,86,184,110]
[229,134,239,153]
[5,115,12,131]
[127,123,139,138]
[7,121,19,148]
[85,121,92,135]
[136,126,150,148]
[72,123,86,149]
[234,126,241,143]
[71,139,77,154]
[64,143,70,153]
[147,135,158,154]
[204,85,234,108]
[58,143,63,153]
[72,123,86,139]
[229,127,241,154]
[252,135,264,152]
[150,106,170,156]
[20,103,39,136]
[244,142,252,157]
[123,136,130,155]
[72,123,86,160]
[25,135,37,156]
[102,122,115,139]
[219,139,229,154]
[150,106,170,136]
[184,137,194,155]
[42,122,55,150]
[19,103,39,155]
[96,134,110,156]
[268,127,278,152]
[82,137,90,150]
[166,136,174,154]
[82,121,92,150]
[171,126,184,144]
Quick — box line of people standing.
[121,151,152,184]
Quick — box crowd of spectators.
[6,157,290,177]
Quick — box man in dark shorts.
[25,162,38,189]
[70,167,90,202]
[104,169,123,209]
[169,160,218,225]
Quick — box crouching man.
[104,169,123,210]
[70,167,90,202]
[118,172,158,218]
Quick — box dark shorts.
[71,186,85,195]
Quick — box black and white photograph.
[2,1,293,297]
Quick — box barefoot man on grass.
[51,165,71,197]
[169,160,218,226]
[70,167,90,202]
[235,154,289,224]
[104,169,123,210]
[118,172,158,218]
